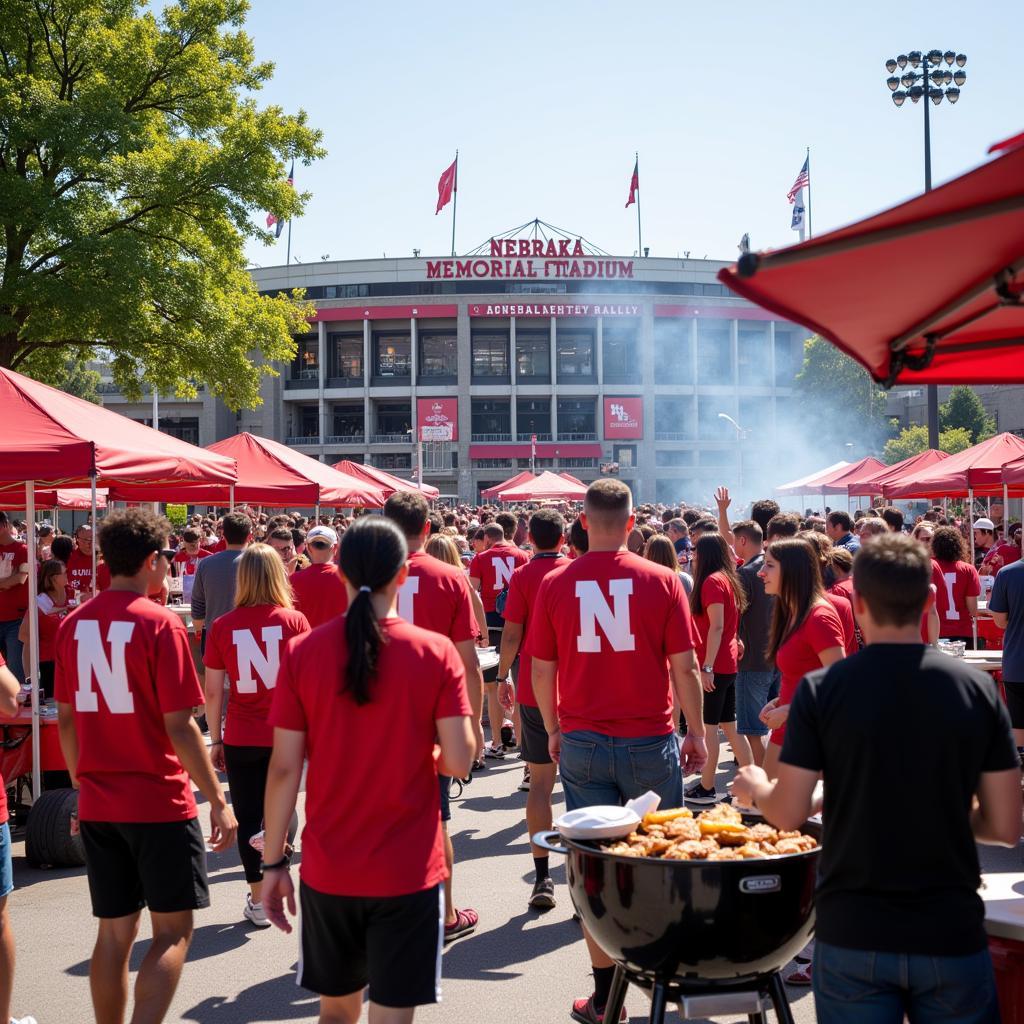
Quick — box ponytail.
[338,517,408,705]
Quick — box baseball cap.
[306,526,338,546]
[973,518,995,531]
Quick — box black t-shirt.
[781,644,1019,956]
[737,553,773,673]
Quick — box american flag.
[787,157,809,204]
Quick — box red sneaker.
[570,996,627,1024]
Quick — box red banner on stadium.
[603,397,643,439]
[417,397,459,441]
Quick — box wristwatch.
[701,665,713,674]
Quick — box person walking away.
[988,543,1024,750]
[469,523,528,758]
[530,480,707,1024]
[425,535,489,643]
[203,544,310,927]
[190,511,253,656]
[54,508,237,1024]
[643,534,693,595]
[18,559,71,700]
[757,538,846,780]
[684,532,752,803]
[0,512,29,686]
[290,526,348,628]
[497,508,567,910]
[930,526,981,647]
[733,534,1021,1023]
[384,492,483,944]
[260,517,475,1024]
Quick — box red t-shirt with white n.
[203,604,311,747]
[397,550,476,642]
[53,590,205,822]
[530,550,697,738]
[931,559,981,638]
[172,548,210,576]
[469,543,530,613]
[269,616,471,897]
[0,541,29,620]
[501,553,569,706]
[291,563,348,628]
[691,571,740,674]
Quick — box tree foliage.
[793,336,890,454]
[883,424,974,464]
[940,386,996,443]
[0,0,325,408]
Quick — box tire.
[25,788,85,867]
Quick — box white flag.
[791,189,806,240]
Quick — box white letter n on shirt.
[74,620,136,713]
[575,579,635,653]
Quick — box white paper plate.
[554,805,641,840]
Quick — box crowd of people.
[0,482,1021,1024]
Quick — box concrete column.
[456,304,472,501]
[318,320,327,446]
[410,317,418,448]
[363,318,371,445]
[596,316,604,388]
[550,316,558,441]
[638,306,656,500]
[509,316,518,441]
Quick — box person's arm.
[453,638,484,761]
[0,662,19,719]
[261,727,305,933]
[190,562,206,635]
[730,762,820,831]
[991,610,1009,630]
[532,657,559,762]
[469,574,482,595]
[714,486,734,547]
[163,709,237,851]
[436,714,475,779]
[972,768,1023,846]
[0,559,27,591]
[966,595,979,616]
[498,620,524,696]
[56,702,80,786]
[468,585,488,646]
[203,667,227,773]
[669,648,707,774]
[761,647,844,730]
[927,601,941,644]
[700,604,724,692]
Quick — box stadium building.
[95,224,810,503]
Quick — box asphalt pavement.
[6,743,1022,1024]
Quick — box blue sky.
[241,0,1016,268]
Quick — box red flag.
[436,157,457,214]
[625,158,639,208]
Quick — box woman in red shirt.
[18,559,71,700]
[930,526,981,646]
[203,544,310,928]
[758,538,846,778]
[684,533,750,804]
[260,517,475,1019]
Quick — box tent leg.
[315,503,320,523]
[1004,484,1009,537]
[229,484,235,512]
[969,488,975,564]
[26,482,41,801]
[90,473,98,598]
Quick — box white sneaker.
[243,894,271,928]
[11,1016,39,1024]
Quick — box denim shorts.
[813,940,1000,1023]
[559,730,682,812]
[0,822,12,898]
[735,671,774,735]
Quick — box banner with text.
[417,397,459,441]
[603,397,643,440]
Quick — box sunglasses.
[159,549,176,561]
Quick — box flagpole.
[635,151,642,256]
[287,217,292,265]
[450,150,458,257]
[806,146,814,239]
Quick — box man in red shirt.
[66,523,103,599]
[469,523,529,756]
[384,491,483,944]
[55,508,237,1024]
[0,512,29,685]
[290,526,348,628]
[531,479,707,1024]
[497,508,567,910]
[171,528,210,577]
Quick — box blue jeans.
[0,618,24,686]
[559,730,682,812]
[735,670,774,735]
[813,940,1000,1024]
[0,822,13,898]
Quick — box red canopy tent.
[717,133,1024,386]
[332,459,439,500]
[559,472,586,487]
[774,461,851,496]
[497,471,588,503]
[1000,454,1024,492]
[0,488,108,511]
[481,471,534,501]
[123,433,386,508]
[808,457,887,496]
[884,433,1024,499]
[848,449,950,498]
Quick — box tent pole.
[26,482,41,800]
[969,488,975,564]
[90,473,97,598]
[1004,484,1009,538]
[229,484,235,512]
[315,503,320,523]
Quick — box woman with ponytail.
[260,516,475,1020]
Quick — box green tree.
[883,424,975,464]
[940,386,996,443]
[0,0,324,408]
[794,336,890,454]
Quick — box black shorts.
[438,774,451,823]
[80,818,209,919]
[1004,681,1024,730]
[486,610,504,649]
[519,704,552,765]
[298,880,443,1005]
[702,673,737,726]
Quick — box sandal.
[443,907,478,944]
[570,996,627,1024]
[785,962,813,986]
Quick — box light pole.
[885,48,966,450]
[717,412,747,497]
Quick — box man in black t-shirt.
[732,534,1021,1023]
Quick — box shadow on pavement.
[11,857,87,890]
[181,970,320,1023]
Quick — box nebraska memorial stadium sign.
[426,237,634,281]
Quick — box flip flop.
[444,907,478,944]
